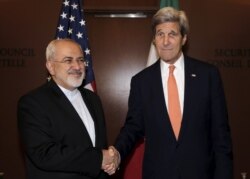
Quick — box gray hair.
[45,38,82,61]
[152,7,189,37]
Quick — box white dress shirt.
[59,85,96,146]
[160,53,185,114]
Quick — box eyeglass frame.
[48,57,88,67]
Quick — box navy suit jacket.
[115,56,233,179]
[18,80,108,179]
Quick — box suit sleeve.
[17,94,104,178]
[115,76,145,160]
[210,67,233,179]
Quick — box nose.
[163,35,169,45]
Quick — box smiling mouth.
[71,73,82,77]
[68,70,82,75]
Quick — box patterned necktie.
[168,65,182,139]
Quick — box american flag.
[55,0,96,92]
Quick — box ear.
[182,34,187,46]
[152,38,156,46]
[46,60,55,75]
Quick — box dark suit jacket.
[115,56,233,179]
[17,80,108,179]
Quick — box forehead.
[156,21,180,32]
[55,41,83,56]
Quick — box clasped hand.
[102,146,120,175]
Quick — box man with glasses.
[17,39,116,179]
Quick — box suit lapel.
[150,61,177,141]
[49,81,94,146]
[80,90,100,147]
[178,57,199,143]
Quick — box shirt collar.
[160,53,184,72]
[58,85,79,100]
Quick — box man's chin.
[68,77,84,88]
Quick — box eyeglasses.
[49,58,88,67]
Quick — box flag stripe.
[160,0,179,9]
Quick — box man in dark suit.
[112,7,233,179]
[17,39,116,179]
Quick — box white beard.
[67,74,84,88]
[66,73,85,88]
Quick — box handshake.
[102,146,121,175]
